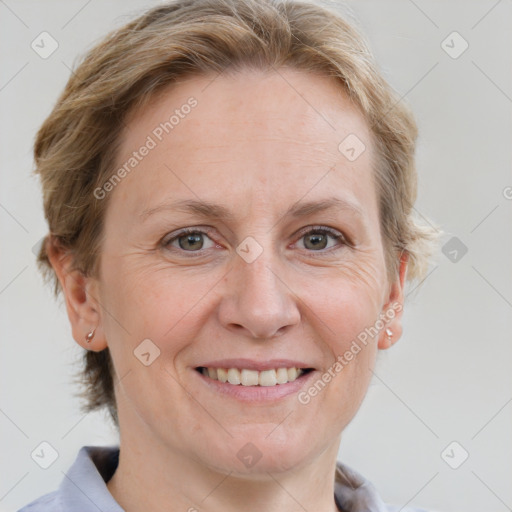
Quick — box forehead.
[110,67,377,220]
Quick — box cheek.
[305,278,380,427]
[298,259,385,414]
[99,256,223,353]
[302,259,387,345]
[97,261,219,414]
[327,289,383,351]
[316,288,380,387]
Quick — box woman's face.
[87,68,405,473]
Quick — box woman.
[20,0,439,510]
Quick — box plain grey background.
[1,1,511,511]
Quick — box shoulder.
[385,507,439,512]
[385,507,435,512]
[17,490,60,512]
[335,462,439,512]
[16,445,121,512]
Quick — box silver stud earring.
[385,328,393,341]
[85,329,96,343]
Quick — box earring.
[85,328,96,343]
[385,328,393,341]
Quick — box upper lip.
[195,359,314,371]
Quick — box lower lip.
[193,369,317,402]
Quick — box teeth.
[259,369,277,386]
[287,367,299,381]
[199,367,306,386]
[276,368,288,384]
[241,369,259,386]
[227,368,241,385]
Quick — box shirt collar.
[60,445,389,512]
[59,446,123,512]
[334,462,390,511]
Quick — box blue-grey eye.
[166,230,216,251]
[297,228,343,251]
[178,232,204,250]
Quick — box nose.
[217,251,301,340]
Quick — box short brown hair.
[34,0,439,428]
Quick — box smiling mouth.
[195,367,314,387]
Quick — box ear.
[378,251,408,350]
[46,237,107,352]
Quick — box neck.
[107,429,342,512]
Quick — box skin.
[49,67,407,512]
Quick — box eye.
[163,228,217,252]
[295,226,347,252]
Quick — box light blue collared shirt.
[18,445,432,512]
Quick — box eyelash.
[294,226,348,252]
[161,225,350,257]
[162,227,218,257]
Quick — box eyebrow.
[140,196,364,222]
[141,199,236,222]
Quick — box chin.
[197,428,318,477]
